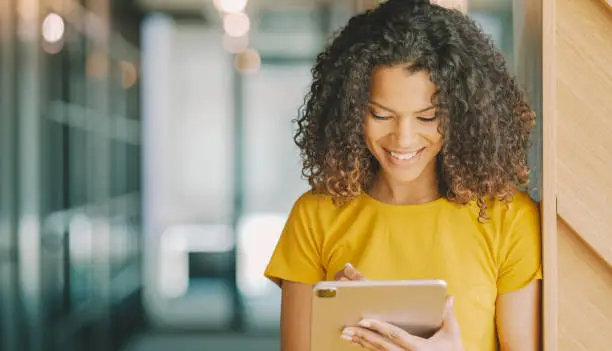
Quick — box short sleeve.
[264,192,326,287]
[497,196,543,294]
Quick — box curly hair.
[294,0,535,221]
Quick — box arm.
[496,194,542,350]
[280,265,363,351]
[264,194,329,350]
[280,280,313,351]
[495,279,541,351]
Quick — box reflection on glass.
[237,63,312,329]
[142,17,237,328]
[236,213,287,298]
[242,64,311,214]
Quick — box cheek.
[363,121,387,145]
[424,123,443,146]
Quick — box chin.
[380,168,426,184]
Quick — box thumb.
[344,263,366,281]
[433,295,459,340]
[441,295,460,335]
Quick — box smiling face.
[364,65,444,188]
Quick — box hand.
[334,263,366,281]
[341,296,464,351]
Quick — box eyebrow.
[369,101,436,115]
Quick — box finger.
[334,263,365,281]
[354,320,422,350]
[344,263,366,281]
[334,266,351,280]
[357,320,422,349]
[342,327,402,351]
[347,336,383,350]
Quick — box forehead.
[369,66,437,112]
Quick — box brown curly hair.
[294,0,536,221]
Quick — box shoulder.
[478,190,539,219]
[449,190,538,222]
[508,190,540,232]
[292,190,338,216]
[289,190,370,230]
[494,191,543,293]
[507,190,539,212]
[287,190,342,225]
[292,190,336,214]
[486,190,541,238]
[293,190,332,208]
[454,190,540,239]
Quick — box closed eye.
[370,111,392,120]
[418,115,438,122]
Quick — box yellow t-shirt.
[264,190,542,351]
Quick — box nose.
[394,117,418,147]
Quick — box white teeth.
[390,150,419,160]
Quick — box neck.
[369,171,440,205]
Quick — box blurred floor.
[124,333,279,351]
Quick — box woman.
[264,0,542,350]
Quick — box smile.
[388,148,425,161]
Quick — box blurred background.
[0,0,534,350]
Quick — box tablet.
[310,280,447,351]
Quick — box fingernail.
[449,295,454,307]
[342,329,355,336]
[345,263,353,269]
[358,320,370,328]
[340,334,352,341]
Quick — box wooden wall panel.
[558,218,612,351]
[556,1,612,349]
[542,0,559,349]
[556,0,612,265]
